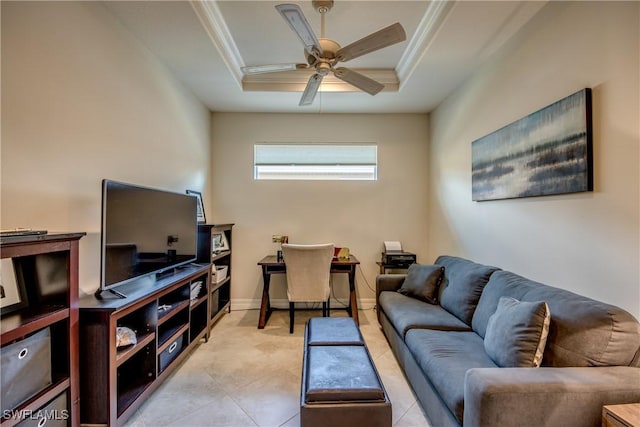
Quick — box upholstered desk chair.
[281,243,334,334]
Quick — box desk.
[257,255,360,329]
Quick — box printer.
[381,241,417,268]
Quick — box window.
[254,144,377,181]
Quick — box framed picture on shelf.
[186,190,206,223]
[0,259,28,315]
[212,232,229,253]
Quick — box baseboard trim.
[231,298,376,311]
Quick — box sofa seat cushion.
[436,256,500,325]
[405,329,498,423]
[473,270,640,367]
[379,291,471,338]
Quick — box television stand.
[156,267,180,281]
[79,263,211,426]
[94,287,128,299]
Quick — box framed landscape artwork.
[472,88,593,201]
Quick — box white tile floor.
[124,308,431,427]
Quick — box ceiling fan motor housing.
[306,38,340,67]
[312,0,334,13]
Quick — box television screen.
[100,180,198,291]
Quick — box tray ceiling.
[104,1,547,113]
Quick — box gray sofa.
[376,255,640,427]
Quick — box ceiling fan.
[241,1,406,106]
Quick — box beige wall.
[5,1,637,319]
[1,2,211,295]
[429,1,640,317]
[210,113,429,308]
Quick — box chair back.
[282,243,334,303]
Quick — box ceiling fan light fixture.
[316,62,331,76]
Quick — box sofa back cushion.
[397,264,444,304]
[483,297,550,367]
[435,256,500,325]
[473,270,640,367]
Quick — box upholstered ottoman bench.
[301,317,392,427]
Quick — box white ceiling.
[103,1,547,113]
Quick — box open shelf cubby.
[197,224,234,325]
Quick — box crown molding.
[243,69,399,93]
[190,0,453,94]
[476,1,547,62]
[396,0,455,89]
[190,0,244,88]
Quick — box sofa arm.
[464,366,640,427]
[375,274,406,323]
[375,274,406,302]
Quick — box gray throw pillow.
[397,264,444,304]
[484,297,550,367]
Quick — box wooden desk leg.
[348,266,360,325]
[258,268,272,329]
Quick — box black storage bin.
[16,391,68,427]
[158,334,184,372]
[1,327,52,411]
[210,289,219,315]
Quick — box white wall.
[1,2,211,295]
[429,1,640,317]
[210,113,429,309]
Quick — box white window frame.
[254,143,378,181]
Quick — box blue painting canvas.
[472,89,592,201]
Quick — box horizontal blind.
[254,144,377,180]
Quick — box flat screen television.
[97,180,198,298]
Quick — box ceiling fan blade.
[336,22,406,63]
[299,73,323,106]
[241,63,308,74]
[275,4,323,55]
[333,68,384,95]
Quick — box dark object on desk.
[334,247,350,260]
[381,251,416,267]
[0,229,47,238]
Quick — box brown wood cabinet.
[1,232,85,427]
[603,403,640,427]
[78,264,210,426]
